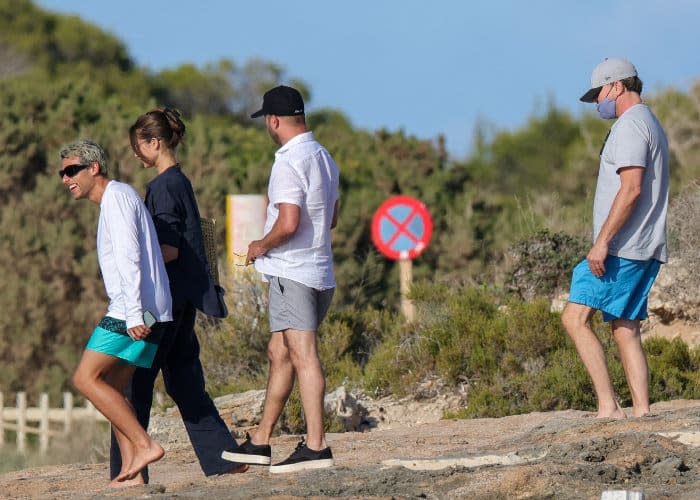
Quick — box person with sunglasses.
[108,108,248,484]
[59,139,172,486]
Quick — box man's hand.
[586,242,608,278]
[128,324,151,341]
[586,166,642,279]
[245,203,299,265]
[246,240,268,265]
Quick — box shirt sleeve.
[612,118,649,172]
[147,183,182,248]
[268,161,305,207]
[103,191,145,328]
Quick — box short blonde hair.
[59,139,109,176]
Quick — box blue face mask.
[596,86,617,119]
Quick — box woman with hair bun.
[109,108,247,485]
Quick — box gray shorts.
[268,276,334,333]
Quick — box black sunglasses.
[58,163,91,178]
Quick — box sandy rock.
[4,400,700,499]
[214,389,266,428]
[648,259,700,323]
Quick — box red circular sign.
[371,195,432,260]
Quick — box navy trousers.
[109,302,240,481]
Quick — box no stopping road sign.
[371,195,432,260]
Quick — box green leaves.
[1,0,698,407]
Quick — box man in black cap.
[222,85,340,473]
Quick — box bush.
[363,282,700,418]
[646,336,700,401]
[197,269,270,397]
[278,387,346,435]
[505,229,589,301]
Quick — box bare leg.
[251,332,295,445]
[612,319,650,417]
[104,370,145,487]
[72,350,164,483]
[109,424,145,488]
[562,303,626,419]
[284,329,327,450]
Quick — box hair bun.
[162,107,181,119]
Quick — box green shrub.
[198,269,271,397]
[428,287,505,383]
[279,387,346,435]
[362,325,435,397]
[532,348,596,411]
[646,336,700,401]
[362,282,700,419]
[318,319,363,389]
[449,380,515,418]
[506,229,588,301]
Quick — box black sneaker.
[269,437,334,473]
[221,433,272,465]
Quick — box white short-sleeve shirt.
[254,132,340,290]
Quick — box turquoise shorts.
[85,316,165,368]
[568,256,661,322]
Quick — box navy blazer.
[145,165,227,318]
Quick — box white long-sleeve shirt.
[97,181,172,328]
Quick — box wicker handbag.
[199,217,220,286]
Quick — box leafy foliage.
[506,229,589,301]
[365,283,700,418]
[1,1,699,417]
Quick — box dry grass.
[668,182,700,265]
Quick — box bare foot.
[116,441,164,481]
[596,409,627,419]
[108,474,145,489]
[221,464,250,474]
[597,401,627,419]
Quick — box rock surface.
[2,399,699,499]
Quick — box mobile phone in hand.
[143,310,157,328]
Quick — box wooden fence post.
[39,393,49,455]
[17,392,26,453]
[85,399,97,418]
[63,392,73,435]
[0,391,107,454]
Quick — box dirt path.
[2,400,699,499]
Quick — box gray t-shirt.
[593,103,669,263]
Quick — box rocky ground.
[3,264,699,499]
[1,398,699,499]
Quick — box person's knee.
[561,306,580,334]
[71,370,89,395]
[287,340,320,368]
[267,340,290,365]
[612,320,641,344]
[613,328,642,349]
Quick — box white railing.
[0,391,107,455]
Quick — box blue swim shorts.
[85,316,165,368]
[568,255,661,322]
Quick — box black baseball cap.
[250,85,305,118]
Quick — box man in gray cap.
[562,58,669,418]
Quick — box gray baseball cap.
[580,58,638,102]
